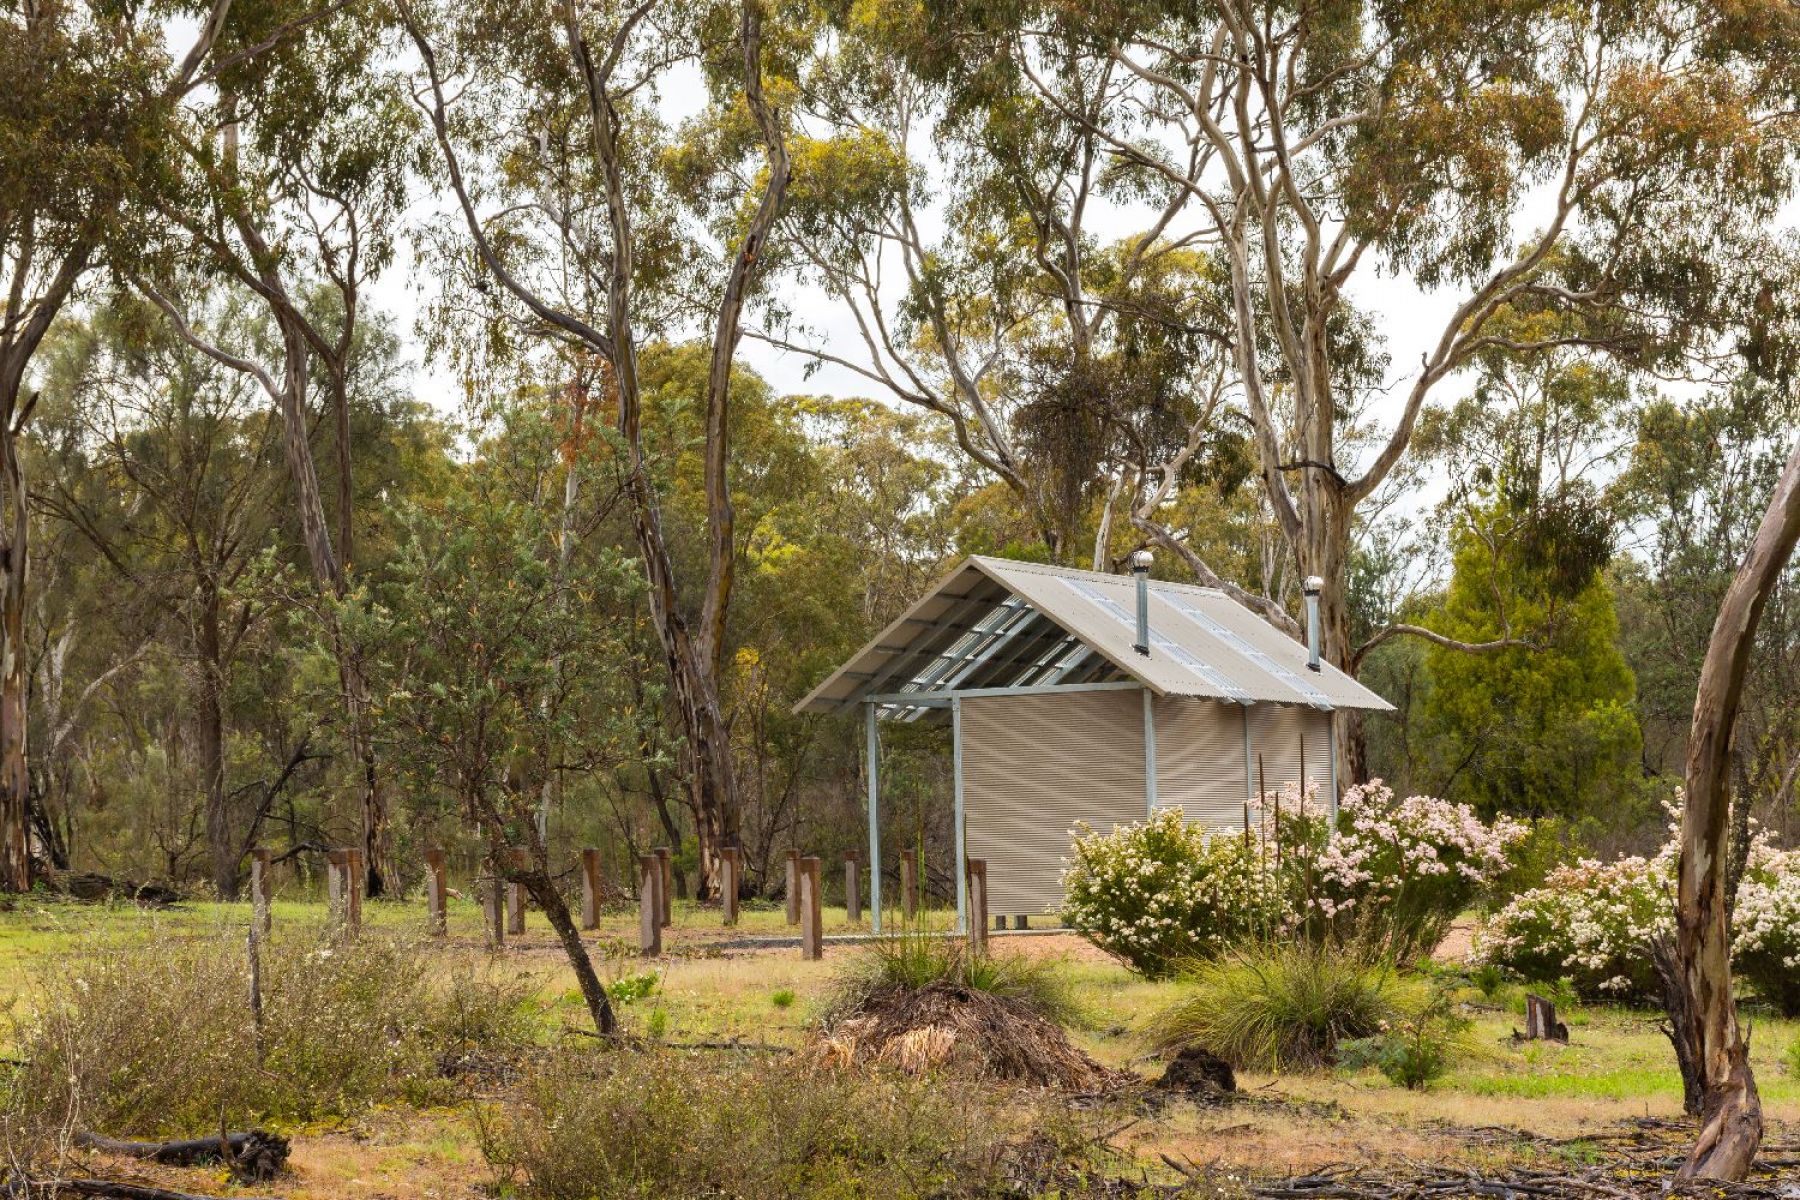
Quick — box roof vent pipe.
[1302,575,1325,672]
[1131,550,1154,655]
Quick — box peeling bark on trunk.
[1670,433,1800,1180]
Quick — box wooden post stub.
[483,869,505,949]
[720,847,741,927]
[579,847,602,930]
[424,848,448,937]
[654,846,673,927]
[784,849,801,925]
[966,858,988,955]
[249,848,273,936]
[799,856,823,961]
[345,848,364,931]
[900,849,918,922]
[844,850,861,924]
[505,849,527,936]
[1523,994,1569,1043]
[638,854,661,957]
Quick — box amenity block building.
[795,555,1393,929]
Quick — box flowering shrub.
[1734,839,1800,1017]
[1296,781,1527,963]
[1475,820,1800,1010]
[1061,784,1527,976]
[1060,808,1285,977]
[1471,853,1673,1002]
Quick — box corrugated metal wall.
[962,689,1147,915]
[1153,697,1250,830]
[1247,704,1333,805]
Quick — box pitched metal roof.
[792,555,1394,720]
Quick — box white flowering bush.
[1060,808,1286,977]
[1062,784,1528,976]
[1475,818,1800,1010]
[1733,838,1800,1016]
[1294,780,1528,963]
[1472,853,1673,1001]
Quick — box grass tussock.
[484,1046,1025,1200]
[3,925,532,1138]
[823,929,1080,1027]
[1148,943,1417,1073]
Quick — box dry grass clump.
[484,1045,1024,1200]
[3,925,531,1138]
[812,932,1118,1091]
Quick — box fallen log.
[38,1179,280,1200]
[72,1131,287,1182]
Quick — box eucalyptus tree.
[397,0,794,897]
[34,294,294,898]
[141,0,421,894]
[0,0,253,892]
[788,1,1800,784]
[991,0,1800,784]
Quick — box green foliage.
[1337,987,1476,1091]
[824,929,1079,1028]
[1148,945,1417,1074]
[770,988,796,1010]
[606,970,659,1005]
[4,927,529,1135]
[482,1047,1015,1200]
[1417,495,1642,822]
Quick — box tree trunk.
[513,856,616,1035]
[198,579,236,899]
[0,411,28,893]
[1670,433,1800,1180]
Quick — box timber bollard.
[506,850,527,936]
[580,848,602,930]
[346,849,364,930]
[720,846,741,926]
[966,859,988,954]
[424,848,448,936]
[249,847,273,935]
[844,850,861,924]
[483,868,506,949]
[655,846,673,928]
[784,849,801,925]
[638,854,662,957]
[899,849,918,922]
[326,848,361,930]
[799,856,823,961]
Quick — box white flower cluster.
[1474,816,1800,1012]
[1061,783,1529,974]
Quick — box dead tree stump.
[505,850,527,936]
[1522,993,1569,1042]
[483,871,505,949]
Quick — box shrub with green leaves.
[1337,987,1475,1090]
[1146,944,1415,1073]
[1472,853,1671,1002]
[1732,840,1800,1017]
[1060,808,1285,977]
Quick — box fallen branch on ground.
[73,1131,287,1182]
